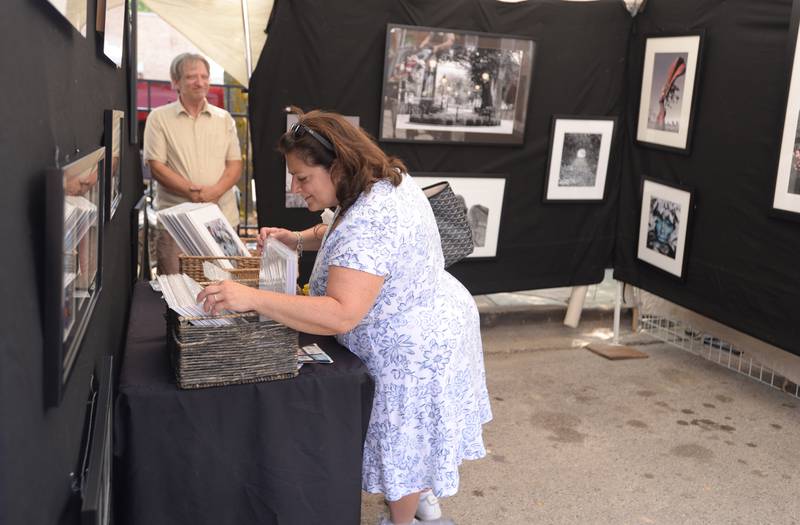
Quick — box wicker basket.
[166,308,299,389]
[179,254,260,287]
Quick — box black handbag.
[422,181,474,268]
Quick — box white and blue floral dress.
[309,174,492,501]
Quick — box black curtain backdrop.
[250,0,632,294]
[614,0,800,356]
[0,0,142,523]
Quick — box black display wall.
[0,1,142,523]
[614,0,800,356]
[250,0,632,294]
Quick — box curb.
[478,304,633,329]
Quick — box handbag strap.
[422,181,448,199]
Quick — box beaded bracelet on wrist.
[293,231,303,258]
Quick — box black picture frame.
[379,23,536,146]
[635,32,704,154]
[543,115,617,203]
[131,195,151,285]
[44,147,105,406]
[104,109,124,221]
[80,356,114,525]
[410,172,507,261]
[635,177,694,281]
[772,0,800,219]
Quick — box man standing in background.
[143,52,242,274]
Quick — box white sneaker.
[415,490,442,521]
[378,517,419,525]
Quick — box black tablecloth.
[114,283,374,525]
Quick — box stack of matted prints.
[156,273,237,327]
[158,203,249,269]
[260,237,298,296]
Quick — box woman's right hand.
[257,227,297,254]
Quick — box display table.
[114,283,374,525]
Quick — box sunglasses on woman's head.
[290,122,336,154]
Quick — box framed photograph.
[80,356,114,525]
[636,178,694,280]
[96,0,125,67]
[104,109,124,220]
[636,33,703,153]
[773,4,800,217]
[44,0,88,37]
[131,195,151,284]
[412,174,506,259]
[284,113,359,208]
[543,116,617,202]
[45,147,105,406]
[380,24,535,145]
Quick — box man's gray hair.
[170,53,210,82]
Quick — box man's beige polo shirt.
[143,99,241,226]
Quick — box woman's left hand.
[197,280,257,315]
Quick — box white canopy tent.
[142,0,273,87]
[140,0,639,87]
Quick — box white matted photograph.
[544,116,616,202]
[636,178,693,279]
[773,17,800,216]
[285,113,359,208]
[636,33,703,153]
[413,174,506,259]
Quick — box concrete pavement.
[359,276,800,525]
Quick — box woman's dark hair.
[278,106,406,213]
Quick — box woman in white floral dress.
[199,108,492,525]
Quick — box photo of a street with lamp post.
[381,24,535,144]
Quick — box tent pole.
[241,0,253,76]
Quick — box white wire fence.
[639,314,800,400]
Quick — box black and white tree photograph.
[558,132,601,187]
[381,24,535,145]
[544,117,616,202]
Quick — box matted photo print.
[636,33,703,153]
[544,116,616,202]
[636,178,693,279]
[412,174,506,259]
[45,147,106,405]
[380,24,535,145]
[773,8,800,216]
